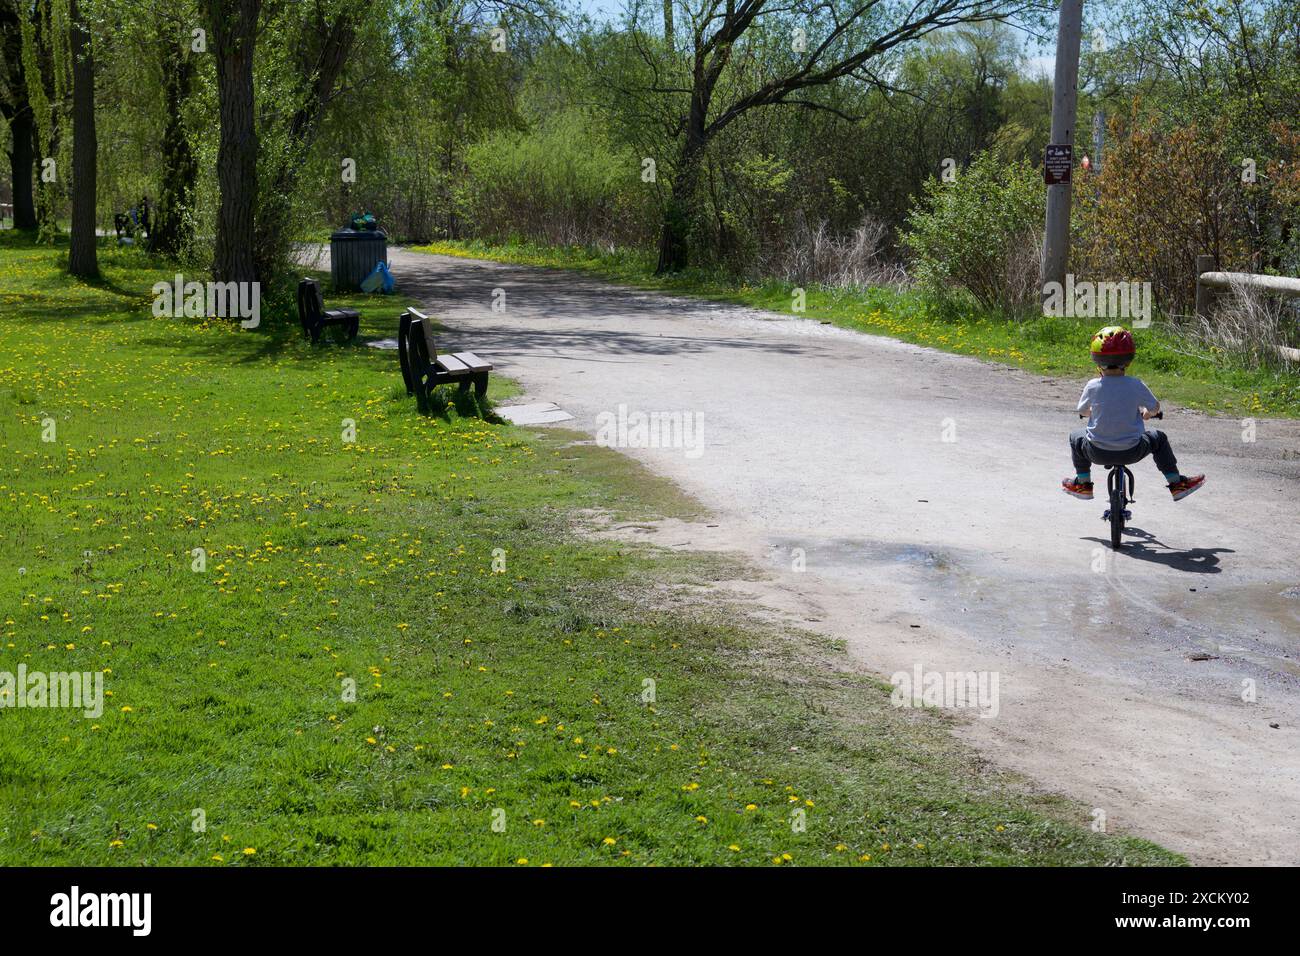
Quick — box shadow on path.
[1081,526,1233,573]
[388,249,824,362]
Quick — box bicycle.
[1084,410,1162,551]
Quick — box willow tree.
[251,0,374,285]
[18,0,68,243]
[123,0,205,260]
[0,0,38,229]
[150,30,199,260]
[67,0,97,278]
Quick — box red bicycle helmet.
[1090,326,1135,367]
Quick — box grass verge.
[0,233,1178,865]
[411,238,1300,418]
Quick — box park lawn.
[412,238,1300,419]
[0,233,1179,866]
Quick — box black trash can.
[330,229,388,292]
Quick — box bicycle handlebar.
[1078,411,1164,419]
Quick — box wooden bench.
[397,308,492,411]
[113,197,151,243]
[297,278,360,343]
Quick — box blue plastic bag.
[360,260,395,294]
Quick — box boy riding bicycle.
[1062,326,1205,502]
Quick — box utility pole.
[1040,0,1085,297]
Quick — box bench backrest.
[397,310,416,392]
[297,278,324,329]
[418,310,438,360]
[399,308,438,390]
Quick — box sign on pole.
[1044,145,1073,186]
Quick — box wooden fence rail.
[1195,254,1300,362]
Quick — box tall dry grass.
[760,215,906,290]
[1188,274,1300,369]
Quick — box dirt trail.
[365,247,1300,864]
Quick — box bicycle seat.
[1088,442,1152,467]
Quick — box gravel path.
[347,246,1300,863]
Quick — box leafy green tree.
[607,0,1050,273]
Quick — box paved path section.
[345,246,1300,863]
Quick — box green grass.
[0,233,1179,865]
[413,238,1300,418]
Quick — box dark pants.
[1070,427,1178,476]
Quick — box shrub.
[1073,112,1255,316]
[901,150,1043,313]
[458,110,657,249]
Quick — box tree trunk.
[7,108,37,229]
[656,174,693,274]
[205,0,260,284]
[67,0,98,279]
[655,97,708,274]
[151,40,196,259]
[0,0,36,228]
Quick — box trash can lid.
[330,229,387,240]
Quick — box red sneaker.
[1169,474,1205,501]
[1062,477,1094,500]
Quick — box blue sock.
[1164,472,1181,483]
[1076,472,1091,483]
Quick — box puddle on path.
[763,533,1300,681]
[765,536,957,572]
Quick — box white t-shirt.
[1077,375,1158,450]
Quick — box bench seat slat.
[436,353,470,374]
[451,351,493,372]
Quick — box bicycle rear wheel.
[1108,471,1125,550]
